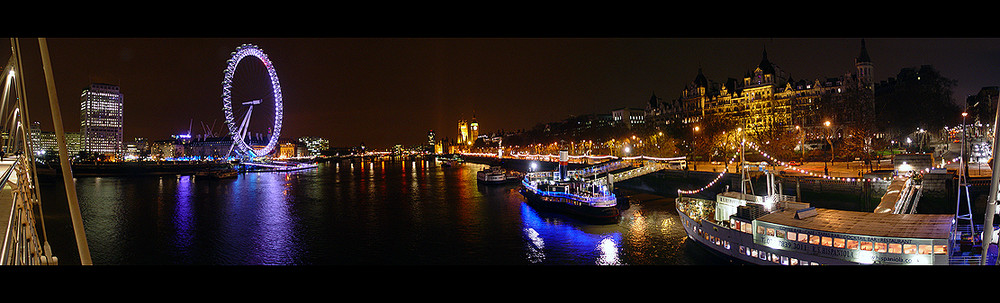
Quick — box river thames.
[37,159,729,266]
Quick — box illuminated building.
[611,107,645,128]
[279,142,296,158]
[297,136,330,156]
[469,116,479,145]
[80,83,124,157]
[427,130,435,152]
[658,40,875,137]
[151,139,185,160]
[458,119,468,145]
[31,121,81,157]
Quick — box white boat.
[676,164,964,265]
[477,166,505,183]
[477,166,519,184]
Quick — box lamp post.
[824,120,833,163]
[796,125,804,162]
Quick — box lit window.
[798,233,808,242]
[776,229,785,239]
[874,242,886,253]
[846,240,859,250]
[933,245,947,255]
[888,244,902,254]
[821,237,833,247]
[918,245,932,255]
[833,238,845,248]
[809,235,821,245]
[757,226,765,235]
[787,231,797,241]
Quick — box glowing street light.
[824,121,834,163]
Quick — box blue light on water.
[520,203,623,265]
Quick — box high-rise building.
[80,83,124,158]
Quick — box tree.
[875,65,962,141]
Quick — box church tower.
[855,39,874,90]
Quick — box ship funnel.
[559,150,568,181]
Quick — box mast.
[981,106,1000,264]
[739,127,753,195]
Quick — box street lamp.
[824,121,834,163]
[796,125,805,162]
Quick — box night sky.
[2,37,998,149]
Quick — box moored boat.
[477,166,508,184]
[676,159,962,265]
[517,150,620,224]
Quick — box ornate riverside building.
[659,40,876,139]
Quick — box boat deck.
[756,207,953,240]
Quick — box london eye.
[221,44,283,160]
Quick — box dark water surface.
[38,159,728,266]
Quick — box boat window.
[766,228,775,236]
[757,226,765,235]
[903,244,917,254]
[809,235,821,245]
[846,240,859,250]
[833,238,845,248]
[874,243,887,253]
[786,231,797,241]
[933,245,947,255]
[917,245,931,255]
[888,244,902,254]
[797,233,808,243]
[860,241,873,251]
[821,237,832,247]
[790,258,799,266]
[776,229,785,239]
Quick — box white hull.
[677,207,856,265]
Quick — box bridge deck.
[0,159,16,251]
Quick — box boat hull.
[519,187,620,224]
[676,200,858,265]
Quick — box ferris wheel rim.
[221,44,283,158]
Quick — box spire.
[757,45,774,74]
[693,67,708,88]
[856,39,872,64]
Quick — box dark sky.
[2,37,999,149]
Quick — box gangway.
[874,177,923,214]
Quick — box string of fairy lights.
[461,140,962,196]
[677,153,738,195]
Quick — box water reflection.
[519,202,624,265]
[56,159,713,265]
[172,175,195,258]
[228,172,298,265]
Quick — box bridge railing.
[0,156,53,265]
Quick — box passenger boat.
[517,151,620,224]
[676,161,964,265]
[477,166,524,184]
[477,166,508,184]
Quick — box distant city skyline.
[3,38,999,149]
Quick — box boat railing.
[521,179,616,206]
